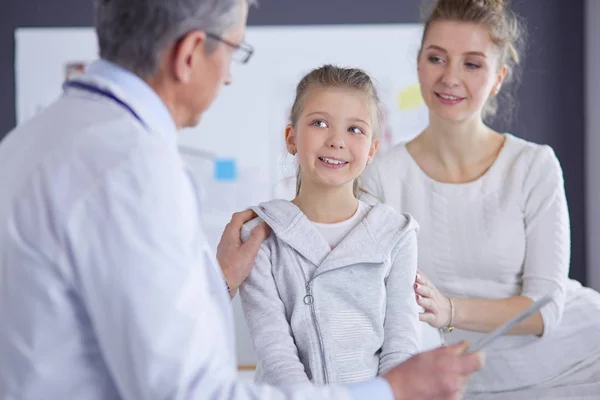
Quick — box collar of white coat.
[65,59,179,154]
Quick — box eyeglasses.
[206,32,254,64]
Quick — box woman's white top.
[362,133,600,394]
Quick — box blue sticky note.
[214,159,237,181]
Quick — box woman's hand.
[415,270,453,329]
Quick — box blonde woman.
[363,0,600,398]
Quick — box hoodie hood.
[242,199,418,275]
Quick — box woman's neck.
[292,182,358,223]
[427,116,493,159]
[416,115,501,166]
[406,114,505,183]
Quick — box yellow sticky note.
[397,84,424,111]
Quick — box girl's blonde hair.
[289,64,381,197]
[420,0,526,123]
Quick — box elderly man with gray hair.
[0,0,482,399]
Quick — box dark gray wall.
[1,0,587,284]
[586,0,600,291]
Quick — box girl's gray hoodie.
[240,199,420,387]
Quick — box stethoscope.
[63,80,147,129]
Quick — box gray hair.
[94,0,257,77]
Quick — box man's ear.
[172,30,207,83]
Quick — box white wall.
[586,0,600,290]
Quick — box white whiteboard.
[15,24,428,366]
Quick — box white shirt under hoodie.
[312,200,371,248]
[240,200,420,387]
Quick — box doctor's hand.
[217,210,270,298]
[415,270,453,329]
[384,342,484,400]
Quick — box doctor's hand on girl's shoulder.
[415,270,454,329]
[217,210,270,298]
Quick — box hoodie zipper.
[303,279,329,384]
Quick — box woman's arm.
[416,285,543,335]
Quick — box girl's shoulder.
[363,202,419,247]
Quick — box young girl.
[239,65,420,386]
[363,0,600,398]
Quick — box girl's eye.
[349,126,364,135]
[311,120,328,128]
[428,55,444,64]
